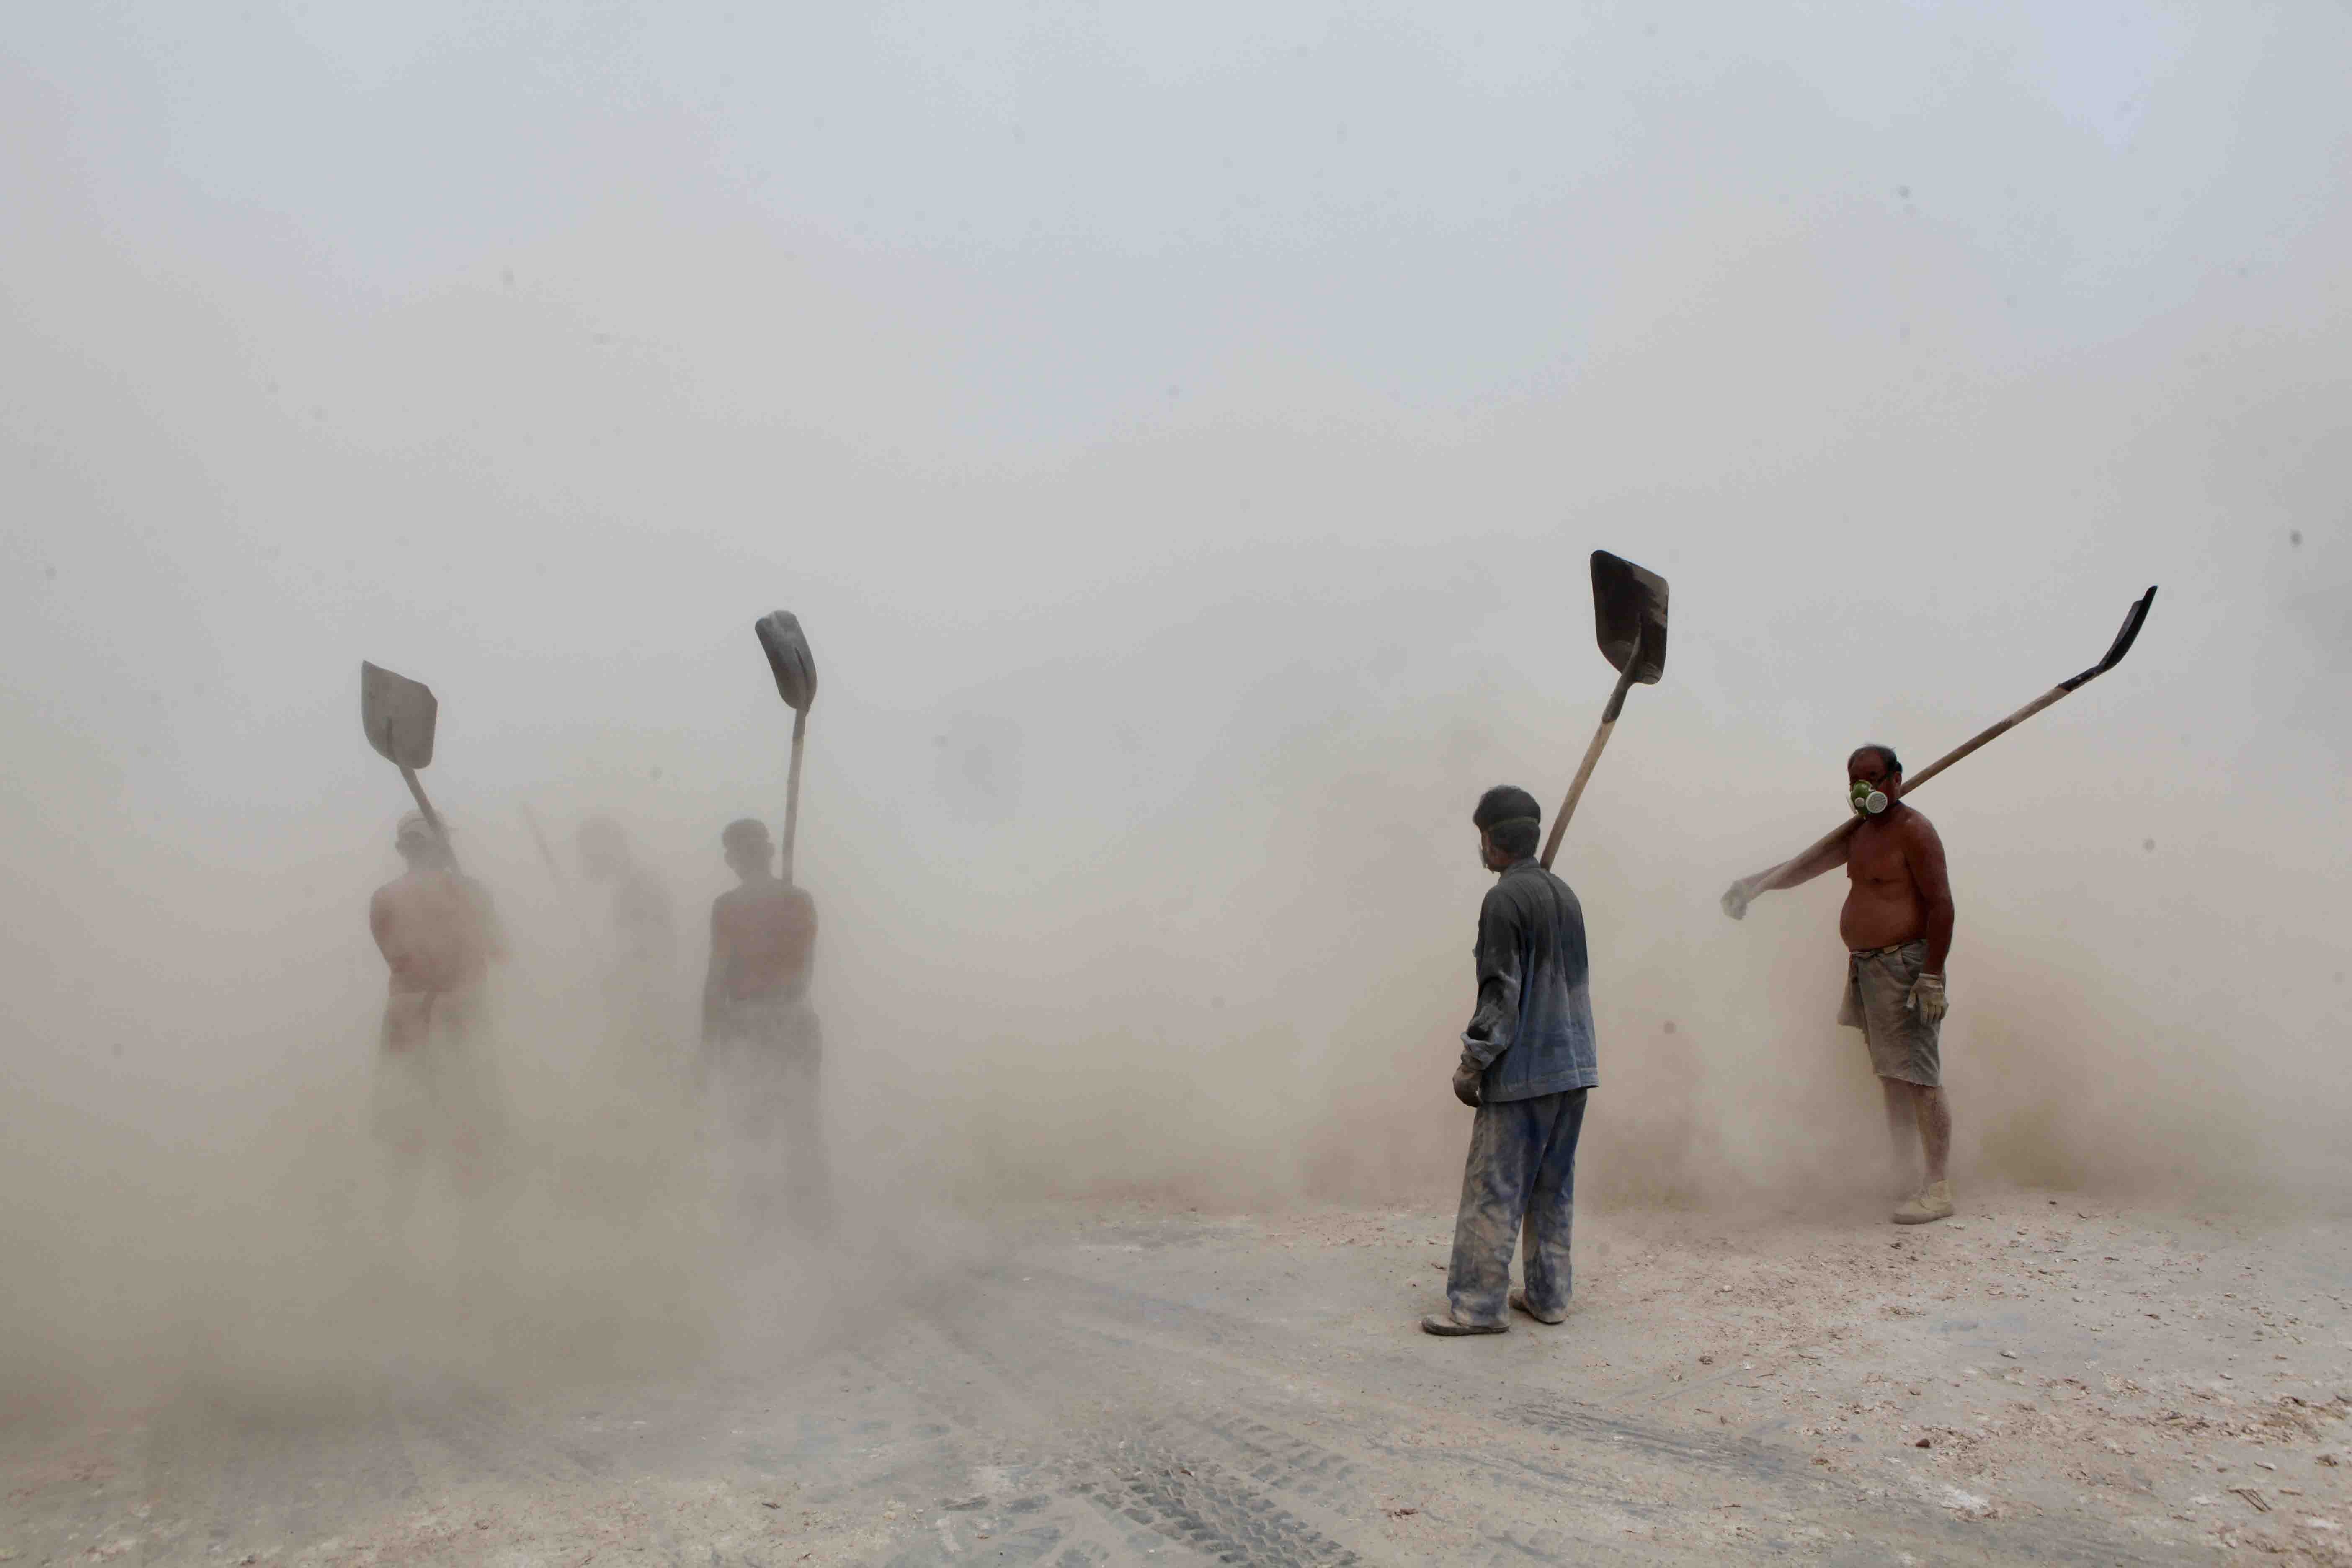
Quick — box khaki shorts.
[1838,939,1942,1087]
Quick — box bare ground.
[5,1186,2348,1566]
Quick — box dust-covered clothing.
[1839,939,1942,1086]
[705,989,820,1077]
[1447,1088,1589,1327]
[371,984,510,1164]
[704,989,832,1236]
[1461,859,1599,1103]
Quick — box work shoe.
[1509,1290,1567,1325]
[1420,1312,1507,1336]
[1893,1181,1955,1225]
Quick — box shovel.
[1539,551,1669,870]
[361,660,456,863]
[1721,585,2157,918]
[753,611,818,882]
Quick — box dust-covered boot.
[1509,1289,1567,1326]
[1893,1181,1955,1225]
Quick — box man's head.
[1847,743,1903,818]
[721,817,774,881]
[577,815,631,881]
[1471,785,1542,872]
[395,811,451,868]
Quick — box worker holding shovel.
[1724,746,1957,1224]
[696,610,834,1239]
[1719,585,2157,1227]
[1421,553,1663,1336]
[701,817,832,1238]
[1422,787,1601,1337]
[357,662,513,1199]
[369,812,512,1194]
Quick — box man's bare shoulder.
[374,870,427,906]
[1892,803,1943,848]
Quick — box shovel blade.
[361,661,438,769]
[2059,585,2157,692]
[1591,550,1669,684]
[755,611,818,712]
[2097,585,2157,673]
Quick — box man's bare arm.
[369,887,398,966]
[1722,821,1857,919]
[1903,814,1955,974]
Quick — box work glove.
[1451,1056,1484,1109]
[1907,972,1948,1024]
[1720,879,1755,921]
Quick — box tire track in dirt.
[1018,1261,2202,1565]
[902,1279,1368,1564]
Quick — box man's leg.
[1913,1084,1951,1186]
[1516,1089,1589,1323]
[1434,1097,1539,1332]
[778,1054,835,1240]
[1880,1077,1921,1190]
[1893,1083,1955,1223]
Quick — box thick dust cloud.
[4,3,2349,1411]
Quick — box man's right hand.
[1451,1057,1484,1108]
[1720,878,1756,921]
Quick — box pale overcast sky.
[4,3,2346,848]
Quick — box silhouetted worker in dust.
[368,812,511,1191]
[578,813,678,988]
[1722,744,1957,1224]
[575,813,688,1146]
[701,817,831,1236]
[1423,787,1599,1337]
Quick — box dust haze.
[4,3,2349,1418]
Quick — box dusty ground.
[5,1186,2348,1566]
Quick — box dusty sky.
[2,5,2349,1385]
[8,3,2348,801]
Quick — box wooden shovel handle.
[1540,660,1641,870]
[397,764,459,869]
[781,707,807,883]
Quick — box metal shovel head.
[360,661,437,769]
[1591,550,1669,683]
[2059,585,2157,692]
[755,610,818,712]
[2098,585,2157,673]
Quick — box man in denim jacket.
[1423,786,1599,1336]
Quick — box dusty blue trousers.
[1446,1088,1589,1328]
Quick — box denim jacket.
[1461,859,1598,1102]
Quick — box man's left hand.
[1908,972,1948,1024]
[1452,1057,1484,1108]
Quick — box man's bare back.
[366,820,514,1174]
[709,882,816,1001]
[370,867,505,996]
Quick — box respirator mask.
[1849,779,1890,818]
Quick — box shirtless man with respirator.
[1722,745,1957,1224]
